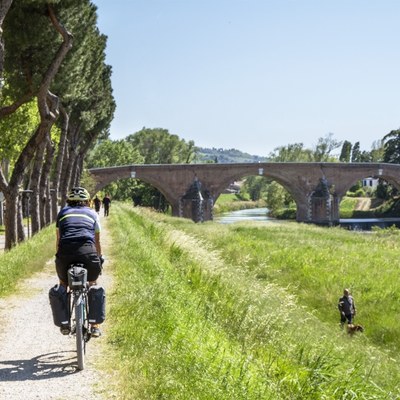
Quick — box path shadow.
[0,351,81,381]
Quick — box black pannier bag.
[49,284,69,327]
[88,285,106,324]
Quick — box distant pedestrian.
[338,288,356,328]
[93,195,101,214]
[102,194,111,217]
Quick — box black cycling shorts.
[55,242,101,284]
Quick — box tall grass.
[104,204,400,399]
[0,225,55,296]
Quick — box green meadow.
[1,204,400,399]
[103,203,400,399]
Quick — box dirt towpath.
[0,215,114,400]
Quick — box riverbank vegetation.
[103,203,400,399]
[213,193,266,214]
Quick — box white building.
[362,177,379,188]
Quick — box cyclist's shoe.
[90,324,101,338]
[60,324,70,335]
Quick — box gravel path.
[0,216,114,400]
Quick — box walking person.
[102,193,111,217]
[338,288,356,328]
[93,195,101,214]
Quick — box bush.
[273,207,296,220]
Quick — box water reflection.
[215,208,272,224]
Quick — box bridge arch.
[211,170,305,220]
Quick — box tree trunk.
[30,142,46,235]
[3,189,18,250]
[59,124,81,206]
[39,139,54,226]
[17,194,24,242]
[71,155,80,187]
[51,105,69,220]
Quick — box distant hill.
[195,147,267,164]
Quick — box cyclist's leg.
[55,254,69,288]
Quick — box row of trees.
[0,0,115,249]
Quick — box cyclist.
[55,187,104,337]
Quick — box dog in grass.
[347,324,364,335]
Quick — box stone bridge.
[88,162,400,225]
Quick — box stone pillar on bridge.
[309,177,339,226]
[179,178,213,222]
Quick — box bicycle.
[67,264,91,370]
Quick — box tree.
[339,141,352,162]
[264,181,291,217]
[312,133,342,162]
[86,139,143,199]
[242,176,266,201]
[124,128,197,211]
[369,140,384,162]
[267,143,313,162]
[351,142,361,162]
[126,128,196,164]
[383,129,400,164]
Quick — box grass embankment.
[0,226,54,297]
[105,203,400,399]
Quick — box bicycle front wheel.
[75,299,85,370]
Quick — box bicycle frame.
[67,264,91,370]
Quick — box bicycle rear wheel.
[75,298,85,370]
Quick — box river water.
[215,208,400,230]
[215,208,272,224]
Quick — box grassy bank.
[104,203,400,399]
[0,225,54,297]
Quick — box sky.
[93,0,400,156]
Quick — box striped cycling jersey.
[56,205,101,245]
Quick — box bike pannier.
[67,265,87,289]
[49,284,69,327]
[88,285,106,324]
